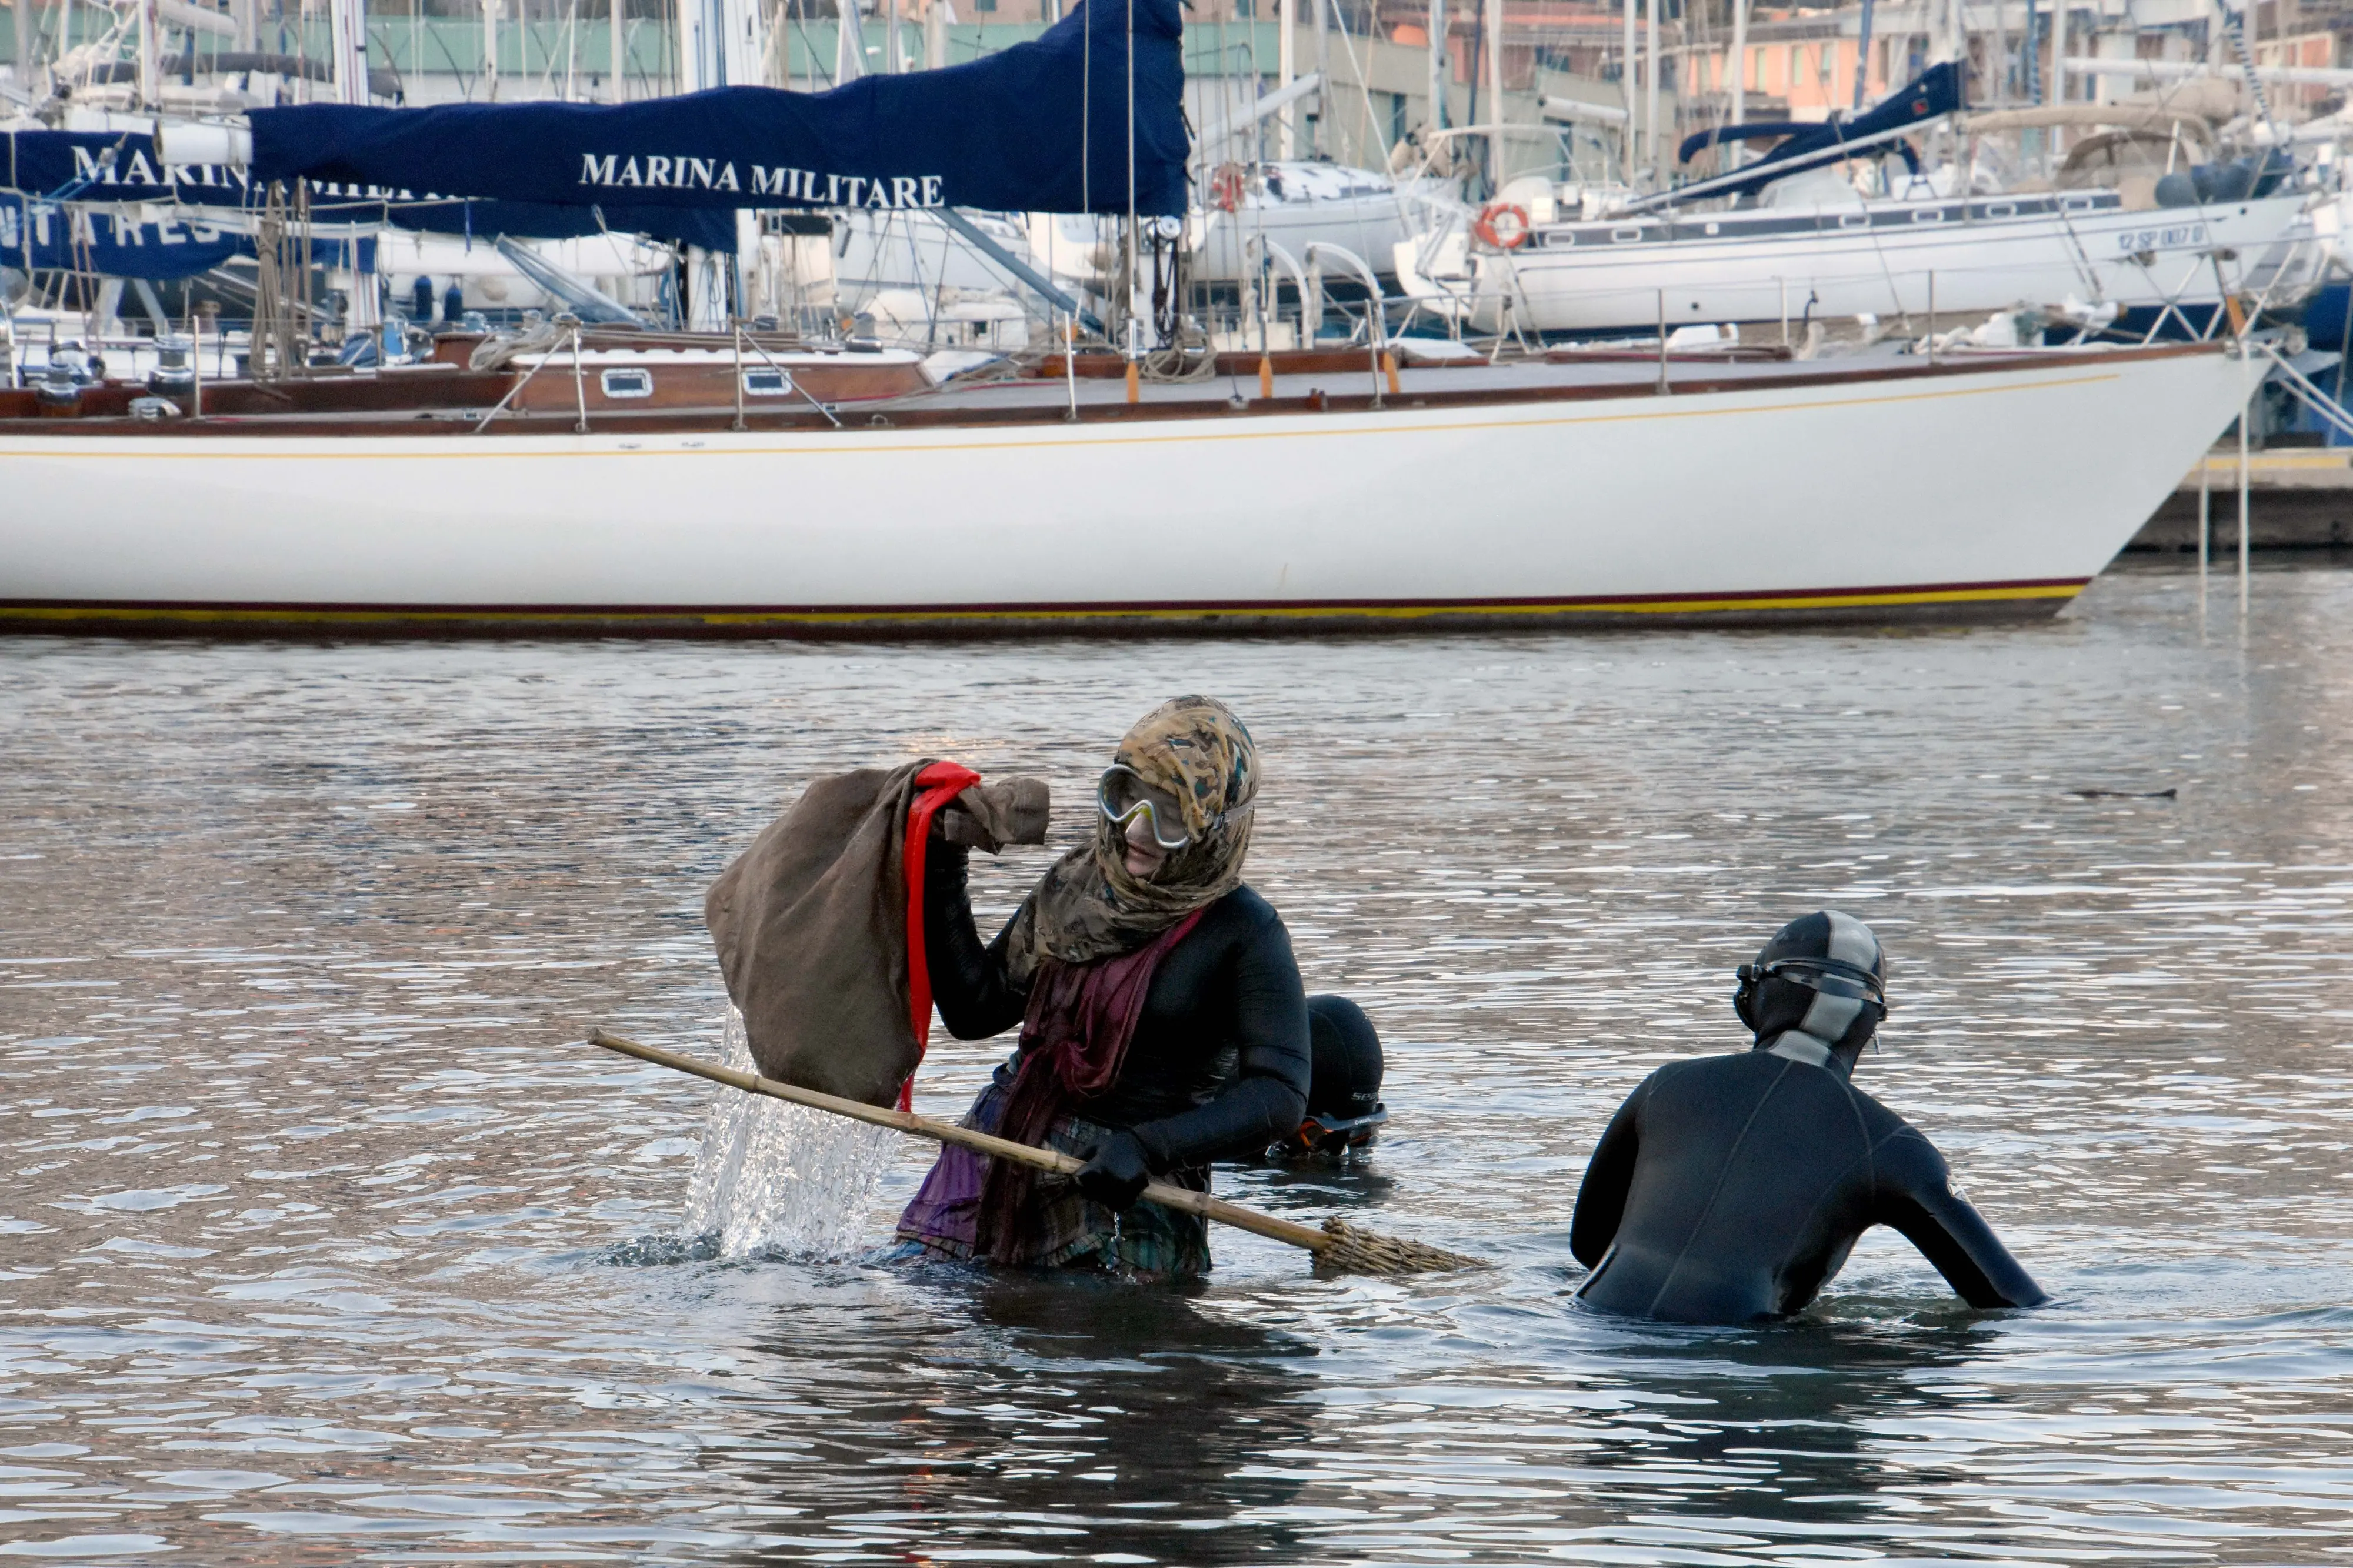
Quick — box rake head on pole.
[1313,1217,1488,1277]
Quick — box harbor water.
[4,561,2352,1564]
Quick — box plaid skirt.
[893,1072,1212,1279]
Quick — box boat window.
[1838,212,1869,229]
[1986,202,2017,219]
[742,369,794,397]
[1911,207,1945,223]
[2060,195,2094,213]
[601,368,654,399]
[1611,226,1643,242]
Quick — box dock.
[2134,449,2353,552]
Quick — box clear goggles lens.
[1098,765,1195,851]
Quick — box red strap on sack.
[901,760,982,1110]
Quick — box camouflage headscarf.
[1003,696,1259,983]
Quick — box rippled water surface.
[6,565,2353,1564]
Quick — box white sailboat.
[1398,59,2327,341]
[0,341,2257,634]
[1409,179,2319,338]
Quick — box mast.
[13,0,31,99]
[1278,0,1295,159]
[1853,0,1874,108]
[1644,0,1659,186]
[1483,0,1502,183]
[837,0,865,79]
[330,0,368,104]
[1727,0,1748,168]
[1431,0,1449,137]
[1621,0,1634,175]
[1988,0,2002,106]
[611,0,625,99]
[484,0,501,100]
[887,0,899,71]
[138,0,161,109]
[1314,0,1329,157]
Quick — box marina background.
[2,558,2350,1562]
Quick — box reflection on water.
[2,561,2351,1563]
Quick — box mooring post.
[2238,375,2252,619]
[2197,445,2211,619]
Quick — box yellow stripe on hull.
[0,581,2087,636]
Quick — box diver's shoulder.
[1647,1049,1777,1092]
[1217,883,1284,925]
[1842,1083,1945,1156]
[1195,883,1288,942]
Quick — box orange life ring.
[1210,163,1248,213]
[1472,201,1531,250]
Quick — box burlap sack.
[704,762,1048,1106]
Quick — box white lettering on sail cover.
[579,154,944,206]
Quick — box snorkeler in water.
[1569,912,2047,1323]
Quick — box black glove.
[1074,1129,1154,1211]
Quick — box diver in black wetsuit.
[1571,912,2047,1323]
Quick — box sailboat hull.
[0,345,2248,636]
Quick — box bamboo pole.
[586,1028,1485,1275]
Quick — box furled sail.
[247,0,1188,219]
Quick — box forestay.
[247,0,1188,219]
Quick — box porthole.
[600,368,654,398]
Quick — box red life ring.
[1472,201,1531,250]
[1210,163,1248,213]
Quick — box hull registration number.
[2115,222,2208,252]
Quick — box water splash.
[681,1010,899,1260]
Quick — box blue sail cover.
[1675,62,1964,197]
[245,0,1188,219]
[0,202,373,279]
[1,129,738,253]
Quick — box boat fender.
[1473,202,1531,251]
[1211,163,1248,213]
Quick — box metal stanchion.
[1656,289,1669,395]
[732,323,747,432]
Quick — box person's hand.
[1074,1130,1153,1210]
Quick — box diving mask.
[1097,764,1198,851]
[1736,956,1888,1015]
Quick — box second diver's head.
[1734,910,1888,1076]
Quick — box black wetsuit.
[925,845,1311,1171]
[1571,1047,2045,1323]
